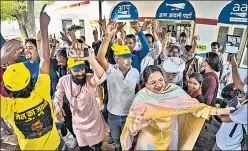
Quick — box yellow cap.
[111,44,134,58]
[3,63,31,91]
[67,58,88,70]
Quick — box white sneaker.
[66,135,78,149]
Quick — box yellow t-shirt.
[1,74,60,150]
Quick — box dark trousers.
[61,103,76,138]
[79,142,102,151]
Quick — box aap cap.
[3,63,31,91]
[67,58,88,70]
[111,44,134,58]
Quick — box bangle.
[232,65,237,67]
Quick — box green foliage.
[34,1,55,18]
[0,0,55,21]
[1,0,27,21]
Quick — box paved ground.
[1,117,221,150]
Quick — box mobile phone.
[78,46,91,58]
[227,96,238,108]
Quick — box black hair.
[185,45,193,52]
[180,32,187,37]
[25,38,37,48]
[143,65,163,84]
[80,36,86,41]
[145,34,154,43]
[211,42,221,49]
[206,52,221,72]
[125,34,136,43]
[4,79,35,98]
[189,72,203,85]
[169,46,180,53]
[56,48,68,58]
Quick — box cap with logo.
[3,63,31,91]
[111,44,134,58]
[67,58,88,71]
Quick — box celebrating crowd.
[0,4,247,151]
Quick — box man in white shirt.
[97,21,140,151]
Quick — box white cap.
[161,57,185,73]
[170,37,177,44]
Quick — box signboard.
[155,0,195,20]
[225,35,241,54]
[111,1,138,21]
[196,44,208,53]
[218,0,248,25]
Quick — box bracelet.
[232,65,237,67]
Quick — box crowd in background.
[0,4,247,151]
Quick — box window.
[79,20,85,37]
[62,20,72,29]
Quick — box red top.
[202,72,219,106]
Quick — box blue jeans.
[101,103,108,123]
[108,112,127,150]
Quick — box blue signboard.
[156,0,195,20]
[218,0,247,25]
[111,1,138,21]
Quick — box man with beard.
[1,5,68,150]
[52,48,78,149]
[97,21,140,151]
[53,50,109,151]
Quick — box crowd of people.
[0,4,247,151]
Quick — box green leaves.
[1,0,27,21]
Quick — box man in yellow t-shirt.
[0,4,69,151]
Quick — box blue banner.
[156,0,195,20]
[218,0,247,25]
[111,1,138,21]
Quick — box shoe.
[66,134,78,149]
[108,137,115,145]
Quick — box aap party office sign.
[218,0,248,25]
[111,1,139,21]
[156,0,196,20]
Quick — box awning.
[218,0,247,25]
[110,1,138,21]
[155,0,196,21]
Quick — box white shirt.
[140,41,162,75]
[106,64,140,116]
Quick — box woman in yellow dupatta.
[120,65,234,150]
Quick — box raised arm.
[131,20,149,58]
[39,4,50,74]
[1,39,23,65]
[97,21,118,70]
[230,55,244,91]
[191,36,198,53]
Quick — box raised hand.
[99,16,107,34]
[40,4,50,28]
[131,20,141,33]
[1,39,23,65]
[193,36,198,45]
[105,21,118,36]
[117,22,126,32]
[141,20,152,31]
